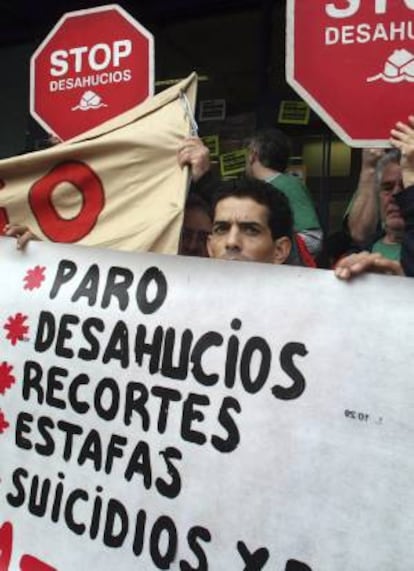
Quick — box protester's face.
[179,207,212,257]
[379,162,405,232]
[207,196,288,263]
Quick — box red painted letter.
[29,161,104,242]
[0,522,12,571]
[20,555,56,571]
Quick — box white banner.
[0,238,413,570]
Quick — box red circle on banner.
[29,161,105,242]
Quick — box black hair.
[211,177,293,240]
[248,128,290,172]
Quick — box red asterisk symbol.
[23,266,46,291]
[0,410,9,433]
[4,313,29,346]
[0,362,15,395]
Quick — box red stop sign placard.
[30,4,154,141]
[286,1,414,147]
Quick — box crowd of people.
[176,116,414,279]
[4,116,414,281]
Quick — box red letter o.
[29,161,104,242]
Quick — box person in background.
[345,149,404,262]
[203,175,402,281]
[245,128,322,257]
[7,123,413,278]
[346,148,385,246]
[335,115,414,279]
[179,193,212,257]
[389,115,414,277]
[178,135,317,267]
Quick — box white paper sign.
[0,238,413,571]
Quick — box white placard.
[0,238,413,570]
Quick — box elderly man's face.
[207,196,290,264]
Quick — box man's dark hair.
[248,128,290,172]
[212,177,293,240]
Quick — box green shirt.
[267,173,321,233]
[371,239,401,261]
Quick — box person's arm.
[346,148,384,245]
[390,115,414,276]
[395,188,414,277]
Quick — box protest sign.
[219,149,247,178]
[31,5,154,141]
[286,1,414,146]
[201,136,219,158]
[278,101,310,125]
[0,238,413,570]
[0,73,197,254]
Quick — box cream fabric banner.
[0,73,197,253]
